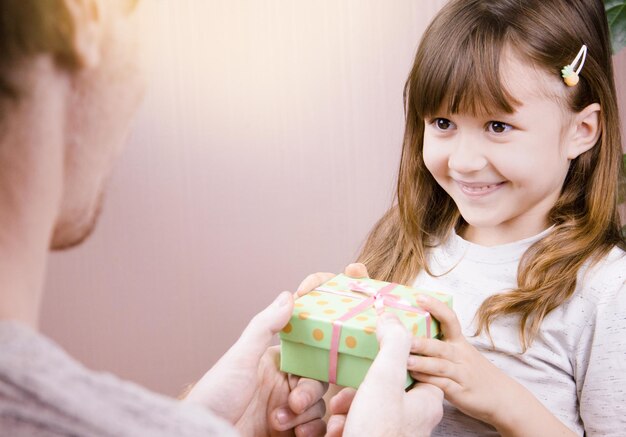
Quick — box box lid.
[279,274,452,360]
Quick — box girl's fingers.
[288,377,329,415]
[416,294,463,340]
[295,265,367,298]
[410,371,460,394]
[271,399,326,432]
[326,414,347,437]
[329,387,357,415]
[410,337,454,359]
[294,418,327,437]
[295,272,336,296]
[407,355,456,379]
[343,262,369,278]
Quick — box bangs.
[409,12,521,119]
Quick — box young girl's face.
[422,50,576,246]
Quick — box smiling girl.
[356,0,626,435]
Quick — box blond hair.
[359,0,625,350]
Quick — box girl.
[357,0,626,435]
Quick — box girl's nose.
[447,135,488,173]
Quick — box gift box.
[279,274,453,389]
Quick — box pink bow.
[325,281,431,385]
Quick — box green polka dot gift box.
[279,274,453,389]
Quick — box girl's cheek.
[422,143,448,176]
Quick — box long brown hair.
[358,0,625,349]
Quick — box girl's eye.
[433,118,455,131]
[487,121,512,134]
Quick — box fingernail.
[411,337,422,349]
[297,393,311,412]
[407,355,418,368]
[275,408,290,425]
[275,292,290,307]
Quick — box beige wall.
[41,1,626,397]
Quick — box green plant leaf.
[606,0,626,54]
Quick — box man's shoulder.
[0,320,236,437]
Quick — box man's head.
[0,0,144,249]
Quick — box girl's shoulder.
[577,245,626,306]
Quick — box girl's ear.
[63,0,103,69]
[566,103,601,160]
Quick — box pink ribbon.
[323,281,432,385]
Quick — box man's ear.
[63,0,103,69]
[566,103,601,160]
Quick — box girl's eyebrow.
[487,112,519,120]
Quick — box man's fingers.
[326,414,347,437]
[296,272,336,296]
[361,312,412,389]
[185,293,292,411]
[407,382,444,403]
[271,399,326,432]
[329,387,357,415]
[294,418,327,437]
[405,383,445,433]
[416,294,462,340]
[288,377,329,415]
[233,292,294,360]
[343,263,369,278]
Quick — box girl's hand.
[295,263,370,297]
[408,295,578,437]
[407,294,513,426]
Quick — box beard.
[50,190,105,251]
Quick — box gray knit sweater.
[0,321,237,436]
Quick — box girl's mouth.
[455,180,506,198]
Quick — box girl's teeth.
[466,184,496,192]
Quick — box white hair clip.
[561,45,587,87]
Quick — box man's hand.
[183,291,327,436]
[327,313,444,436]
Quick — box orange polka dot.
[294,303,304,308]
[313,329,324,341]
[356,316,368,321]
[364,326,376,335]
[326,281,338,286]
[309,291,321,297]
[282,323,293,334]
[341,298,354,303]
[412,323,419,336]
[324,309,336,314]
[298,312,310,320]
[316,300,329,305]
[405,312,417,318]
[345,336,357,348]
